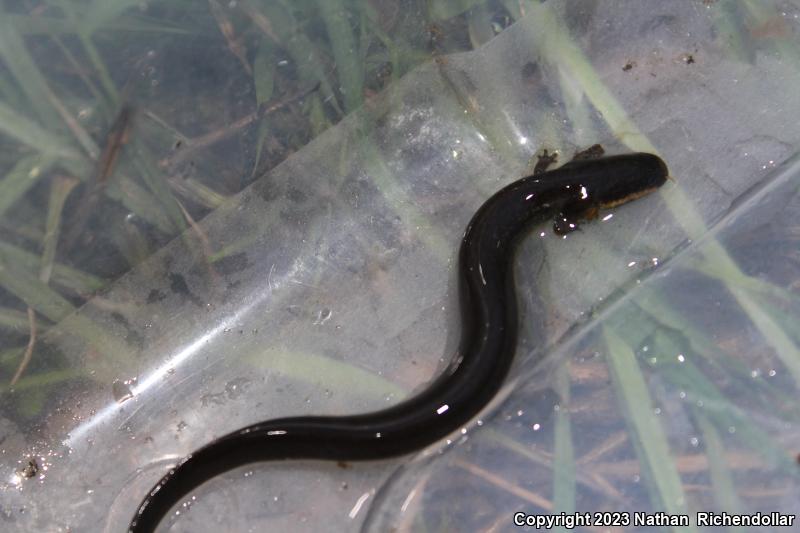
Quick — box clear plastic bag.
[2,2,799,532]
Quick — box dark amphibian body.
[130,152,668,532]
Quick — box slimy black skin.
[129,153,668,532]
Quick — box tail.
[128,413,429,532]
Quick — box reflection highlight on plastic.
[67,309,252,446]
[400,489,417,513]
[348,492,371,519]
[66,259,309,447]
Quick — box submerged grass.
[0,0,488,414]
[604,327,693,530]
[518,1,798,522]
[552,362,576,522]
[0,0,796,529]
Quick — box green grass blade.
[84,0,147,34]
[129,141,186,234]
[0,241,105,294]
[0,16,61,125]
[316,0,363,111]
[107,176,177,235]
[0,308,38,331]
[9,12,189,35]
[552,362,576,528]
[604,327,692,530]
[694,412,746,533]
[52,0,119,105]
[0,101,81,160]
[0,368,82,393]
[0,154,58,218]
[0,255,74,322]
[254,41,276,106]
[254,0,344,116]
[39,175,79,284]
[247,347,407,399]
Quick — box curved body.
[130,153,668,532]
